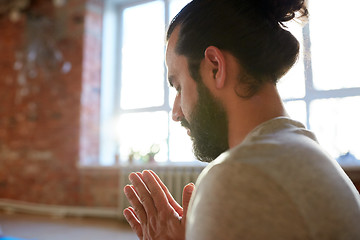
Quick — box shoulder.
[186,120,360,239]
[225,117,338,182]
[195,158,290,202]
[187,160,311,239]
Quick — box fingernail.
[128,172,134,181]
[142,170,151,180]
[123,186,130,196]
[136,172,142,179]
[129,172,138,182]
[123,209,130,220]
[186,183,195,192]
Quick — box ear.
[204,46,226,89]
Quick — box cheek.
[180,97,191,120]
[181,85,198,119]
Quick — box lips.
[187,128,191,136]
[181,119,192,136]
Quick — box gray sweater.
[186,117,360,240]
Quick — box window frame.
[101,0,360,166]
[100,0,181,165]
[284,24,360,129]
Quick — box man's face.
[166,28,229,162]
[181,80,229,162]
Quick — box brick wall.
[0,0,119,207]
[80,0,102,165]
[79,167,119,207]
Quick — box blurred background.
[0,0,359,239]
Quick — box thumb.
[182,183,195,223]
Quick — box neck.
[226,83,287,148]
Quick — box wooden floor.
[0,211,137,240]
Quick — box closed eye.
[168,75,175,88]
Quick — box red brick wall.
[0,0,119,207]
[80,0,102,165]
[79,167,119,207]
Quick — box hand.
[123,170,195,240]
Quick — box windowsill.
[77,161,207,170]
[77,162,360,184]
[118,161,207,168]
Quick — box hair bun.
[260,0,308,23]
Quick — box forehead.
[165,27,181,67]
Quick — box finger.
[136,171,145,182]
[123,185,147,224]
[129,172,147,196]
[182,183,195,223]
[148,170,183,216]
[129,172,157,217]
[142,170,172,213]
[128,206,138,218]
[123,207,143,239]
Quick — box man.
[123,0,360,239]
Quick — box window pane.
[169,0,191,22]
[278,21,305,99]
[284,100,307,126]
[169,113,196,162]
[117,111,169,163]
[309,0,360,90]
[121,1,165,109]
[310,97,360,160]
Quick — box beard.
[181,81,229,163]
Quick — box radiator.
[119,164,205,219]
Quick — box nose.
[172,95,184,122]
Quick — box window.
[278,0,360,162]
[101,0,193,165]
[101,0,360,165]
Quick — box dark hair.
[167,0,308,97]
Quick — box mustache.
[181,119,191,130]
